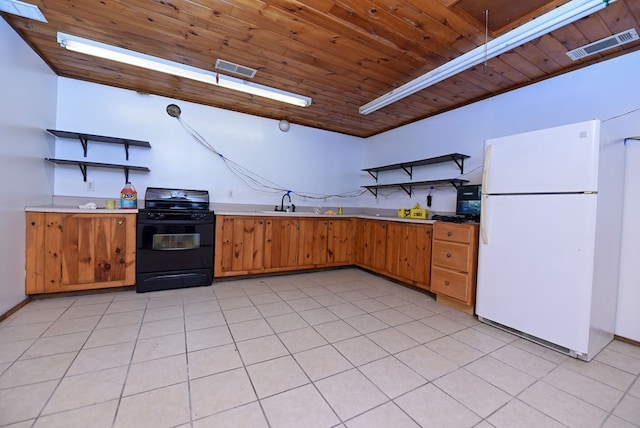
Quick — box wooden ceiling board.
[454,0,570,34]
[2,0,639,137]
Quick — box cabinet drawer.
[432,241,470,272]
[433,223,472,243]
[431,266,471,303]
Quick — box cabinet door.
[264,218,298,269]
[25,212,46,294]
[297,218,328,267]
[215,216,265,276]
[327,218,354,265]
[386,222,432,288]
[43,213,135,292]
[356,219,387,272]
[401,224,432,288]
[385,222,403,276]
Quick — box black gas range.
[136,187,214,293]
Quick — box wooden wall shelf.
[363,178,469,198]
[362,153,470,197]
[45,129,151,183]
[45,158,150,183]
[362,153,470,181]
[46,129,151,160]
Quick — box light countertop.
[214,210,436,224]
[25,206,436,223]
[25,205,139,214]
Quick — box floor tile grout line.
[19,292,124,425]
[214,288,276,427]
[304,274,444,426]
[109,290,150,428]
[181,292,197,428]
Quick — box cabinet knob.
[447,231,452,236]
[118,219,124,225]
[446,253,451,258]
[444,280,450,286]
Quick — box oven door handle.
[138,219,213,226]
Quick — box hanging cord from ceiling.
[167,105,366,200]
[484,9,489,74]
[603,105,640,122]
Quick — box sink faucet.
[275,191,295,212]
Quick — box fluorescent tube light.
[0,0,47,22]
[57,32,312,108]
[359,0,615,115]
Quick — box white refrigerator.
[476,119,625,361]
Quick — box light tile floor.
[1,268,639,428]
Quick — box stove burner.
[143,187,210,211]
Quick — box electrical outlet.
[228,190,233,198]
[87,181,95,191]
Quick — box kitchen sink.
[257,210,323,216]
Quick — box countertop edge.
[214,211,436,224]
[24,207,437,224]
[26,206,139,214]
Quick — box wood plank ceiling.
[3,0,639,137]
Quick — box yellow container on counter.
[410,208,428,219]
[397,208,411,218]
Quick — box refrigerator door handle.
[481,145,492,245]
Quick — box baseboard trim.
[614,335,640,348]
[0,297,31,323]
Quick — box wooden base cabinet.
[26,212,136,294]
[215,215,354,277]
[385,222,432,290]
[215,216,266,275]
[355,219,388,273]
[326,219,355,265]
[430,222,479,314]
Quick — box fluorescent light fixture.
[0,0,47,22]
[57,32,312,108]
[359,0,615,115]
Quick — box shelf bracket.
[77,163,88,181]
[365,187,378,198]
[77,135,89,157]
[400,164,413,179]
[124,143,131,160]
[366,170,378,181]
[450,180,463,189]
[399,184,412,196]
[451,156,465,174]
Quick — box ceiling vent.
[214,59,257,79]
[567,28,639,61]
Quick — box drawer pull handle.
[444,280,450,286]
[447,231,452,236]
[446,253,451,258]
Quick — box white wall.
[54,79,364,211]
[0,19,57,314]
[365,50,640,342]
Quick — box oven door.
[136,214,214,292]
